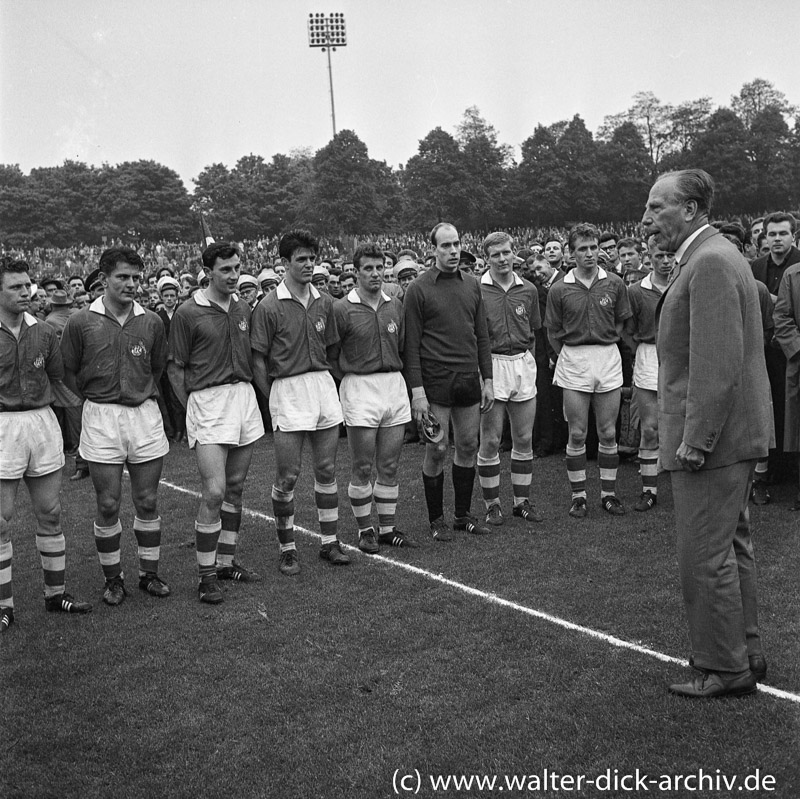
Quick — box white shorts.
[492,351,537,403]
[187,382,265,448]
[339,372,412,427]
[80,399,169,464]
[269,371,343,432]
[0,407,65,479]
[553,344,622,393]
[633,342,659,392]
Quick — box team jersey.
[61,298,166,406]
[250,282,339,379]
[0,313,63,411]
[479,271,541,355]
[333,289,404,374]
[168,290,254,393]
[545,267,631,346]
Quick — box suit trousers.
[671,459,761,673]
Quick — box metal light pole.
[307,12,347,138]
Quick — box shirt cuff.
[411,387,427,401]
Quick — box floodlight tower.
[307,12,347,138]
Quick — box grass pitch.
[1,436,799,799]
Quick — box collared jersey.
[479,271,541,355]
[403,266,492,389]
[625,273,663,345]
[168,290,254,393]
[0,312,63,411]
[545,267,631,346]
[250,282,339,379]
[333,289,404,374]
[61,298,166,406]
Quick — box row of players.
[0,219,664,627]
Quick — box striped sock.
[94,520,123,581]
[195,520,221,580]
[272,486,295,551]
[566,445,587,499]
[374,482,399,535]
[133,516,161,577]
[315,480,339,546]
[0,540,13,609]
[477,453,501,510]
[217,501,241,569]
[510,448,533,507]
[37,532,65,599]
[348,482,373,532]
[639,448,658,496]
[598,443,619,498]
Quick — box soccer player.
[0,259,92,632]
[545,223,632,517]
[622,234,672,511]
[168,242,265,604]
[251,230,349,576]
[332,243,418,552]
[60,247,170,607]
[403,222,494,541]
[476,232,544,526]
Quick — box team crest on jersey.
[130,340,147,358]
[33,353,44,369]
[238,319,248,331]
[387,320,397,334]
[315,319,325,333]
[514,304,525,316]
[599,294,611,306]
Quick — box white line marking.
[161,478,800,705]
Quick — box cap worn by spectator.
[396,263,418,279]
[258,268,279,288]
[458,251,477,266]
[157,276,181,294]
[41,277,64,291]
[84,268,102,292]
[312,264,330,279]
[237,274,259,291]
[48,289,73,306]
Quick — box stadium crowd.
[2,168,798,697]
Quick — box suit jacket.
[656,227,773,471]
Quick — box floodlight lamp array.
[307,12,347,47]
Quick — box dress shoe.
[669,669,756,698]
[749,654,767,682]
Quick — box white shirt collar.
[89,296,146,317]
[674,224,710,266]
[192,289,241,307]
[276,282,320,301]
[563,266,608,284]
[480,270,524,287]
[0,312,38,331]
[346,288,390,304]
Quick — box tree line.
[1,79,798,248]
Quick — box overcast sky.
[2,0,798,191]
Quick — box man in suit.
[645,169,772,698]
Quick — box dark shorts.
[421,360,482,407]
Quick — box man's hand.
[480,379,494,414]
[411,394,430,424]
[676,441,705,472]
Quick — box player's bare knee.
[96,493,121,520]
[0,516,11,543]
[427,440,448,465]
[352,461,372,484]
[34,500,61,531]
[376,459,399,483]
